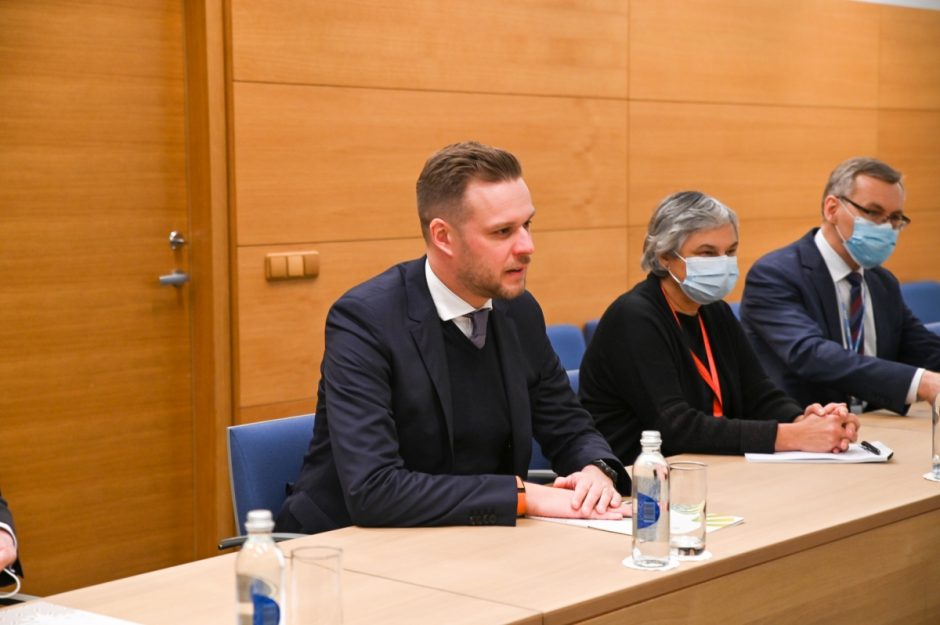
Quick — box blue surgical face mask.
[836,203,898,269]
[669,254,739,305]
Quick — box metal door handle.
[159,270,190,287]
[169,231,187,250]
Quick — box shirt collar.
[814,228,863,283]
[424,258,492,322]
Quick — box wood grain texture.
[47,554,541,625]
[526,227,630,324]
[233,82,627,245]
[29,412,940,625]
[580,510,940,625]
[231,0,627,98]
[293,417,940,625]
[237,238,425,409]
[184,0,237,556]
[0,0,194,594]
[878,110,940,215]
[630,0,879,107]
[236,228,627,412]
[879,5,940,110]
[628,101,879,226]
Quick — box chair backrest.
[583,319,599,346]
[227,413,315,534]
[900,280,940,324]
[546,324,587,370]
[566,368,580,394]
[926,321,940,336]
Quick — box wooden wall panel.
[630,0,879,107]
[237,239,425,410]
[0,0,194,594]
[526,228,630,324]
[628,101,879,226]
[878,110,940,215]
[238,227,629,411]
[234,83,627,245]
[231,0,627,98]
[879,6,940,110]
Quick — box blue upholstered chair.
[528,438,554,484]
[583,319,599,347]
[218,413,315,549]
[566,368,580,394]
[546,324,587,370]
[527,369,580,484]
[900,280,940,324]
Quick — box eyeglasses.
[838,196,911,231]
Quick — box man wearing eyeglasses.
[740,157,940,415]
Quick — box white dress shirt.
[424,259,492,339]
[814,229,922,406]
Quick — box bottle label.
[636,491,660,529]
[251,581,280,625]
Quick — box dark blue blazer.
[0,490,21,586]
[277,258,625,534]
[741,229,940,414]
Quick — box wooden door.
[0,0,201,594]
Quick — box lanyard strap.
[661,285,724,417]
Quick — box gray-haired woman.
[579,191,859,467]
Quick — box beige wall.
[228,0,940,423]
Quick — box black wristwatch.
[589,459,619,484]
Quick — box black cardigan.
[580,273,802,467]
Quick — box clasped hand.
[794,402,860,453]
[525,464,630,520]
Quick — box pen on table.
[860,441,880,455]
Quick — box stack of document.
[745,441,893,463]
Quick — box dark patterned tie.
[464,309,489,349]
[846,272,864,355]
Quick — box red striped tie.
[846,272,864,355]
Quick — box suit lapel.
[489,303,533,475]
[800,231,842,341]
[404,259,455,453]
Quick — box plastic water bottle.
[631,430,670,568]
[236,510,285,625]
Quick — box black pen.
[860,440,880,455]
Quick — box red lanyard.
[661,286,723,417]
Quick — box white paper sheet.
[529,513,743,536]
[0,601,141,625]
[745,441,893,463]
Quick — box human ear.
[822,195,841,224]
[429,218,455,257]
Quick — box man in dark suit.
[0,490,22,589]
[277,141,629,534]
[741,157,940,415]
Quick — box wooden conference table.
[36,407,940,624]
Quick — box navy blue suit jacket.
[741,229,940,414]
[277,258,625,534]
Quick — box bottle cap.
[245,509,275,532]
[640,430,661,446]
